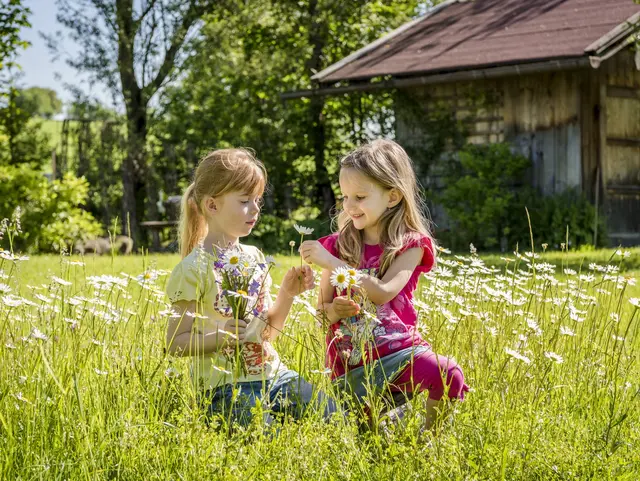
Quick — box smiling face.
[204,189,263,245]
[339,168,399,243]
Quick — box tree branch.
[144,0,205,97]
[133,0,161,30]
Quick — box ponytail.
[178,183,207,258]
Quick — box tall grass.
[0,246,639,479]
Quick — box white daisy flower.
[51,276,72,286]
[559,326,575,336]
[505,348,532,364]
[225,289,252,300]
[544,352,564,364]
[31,328,48,341]
[136,271,159,284]
[293,224,314,235]
[222,250,244,272]
[330,266,350,290]
[629,298,640,309]
[211,365,232,374]
[34,293,52,304]
[0,283,11,294]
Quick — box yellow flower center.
[336,274,346,284]
[229,256,239,265]
[237,290,248,296]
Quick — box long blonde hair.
[179,148,267,258]
[335,139,436,276]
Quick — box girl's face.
[206,189,263,242]
[339,168,399,238]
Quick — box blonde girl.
[166,148,335,426]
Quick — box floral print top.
[166,244,286,389]
[318,232,435,378]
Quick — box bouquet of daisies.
[214,247,274,321]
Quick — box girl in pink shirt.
[300,139,468,430]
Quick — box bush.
[439,143,530,250]
[438,143,606,251]
[509,188,607,250]
[0,164,103,253]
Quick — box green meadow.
[1,247,639,479]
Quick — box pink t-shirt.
[318,232,435,378]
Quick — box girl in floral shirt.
[300,139,468,430]
[166,148,335,427]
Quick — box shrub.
[438,143,606,251]
[439,143,530,250]
[0,164,103,253]
[509,188,607,249]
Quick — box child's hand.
[299,240,339,270]
[281,265,315,298]
[223,317,248,343]
[333,296,360,319]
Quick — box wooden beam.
[607,85,640,99]
[607,137,640,147]
[606,184,640,194]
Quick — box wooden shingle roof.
[315,0,640,84]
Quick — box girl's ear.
[203,196,218,215]
[387,188,403,208]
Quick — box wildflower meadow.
[1,243,639,479]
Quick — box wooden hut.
[296,0,640,246]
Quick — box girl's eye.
[356,196,365,201]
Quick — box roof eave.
[283,57,590,100]
[586,11,640,68]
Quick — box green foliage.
[511,188,608,250]
[154,0,421,221]
[0,0,30,69]
[438,143,607,251]
[18,87,63,119]
[0,164,102,252]
[439,143,531,250]
[247,212,333,254]
[0,86,52,167]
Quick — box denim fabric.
[205,369,337,427]
[333,345,432,402]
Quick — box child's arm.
[317,268,360,325]
[357,247,423,305]
[265,265,315,340]
[166,300,247,356]
[301,240,425,307]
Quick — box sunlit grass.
[1,246,639,479]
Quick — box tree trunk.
[307,0,335,217]
[121,89,147,246]
[309,95,334,216]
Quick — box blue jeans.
[205,370,337,427]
